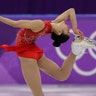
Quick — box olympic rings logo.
[55,30,96,76]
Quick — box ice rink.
[0,85,96,96]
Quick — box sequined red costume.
[0,21,52,60]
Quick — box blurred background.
[0,0,96,14]
[0,0,96,86]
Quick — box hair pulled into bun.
[51,32,70,47]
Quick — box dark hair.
[51,32,70,47]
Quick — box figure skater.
[0,8,94,96]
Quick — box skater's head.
[51,32,70,47]
[52,21,70,35]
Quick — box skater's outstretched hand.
[74,29,84,40]
[74,29,83,35]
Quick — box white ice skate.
[71,35,96,55]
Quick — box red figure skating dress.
[0,21,52,60]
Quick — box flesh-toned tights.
[19,52,76,96]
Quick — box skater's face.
[54,21,70,36]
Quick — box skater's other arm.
[0,16,44,30]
